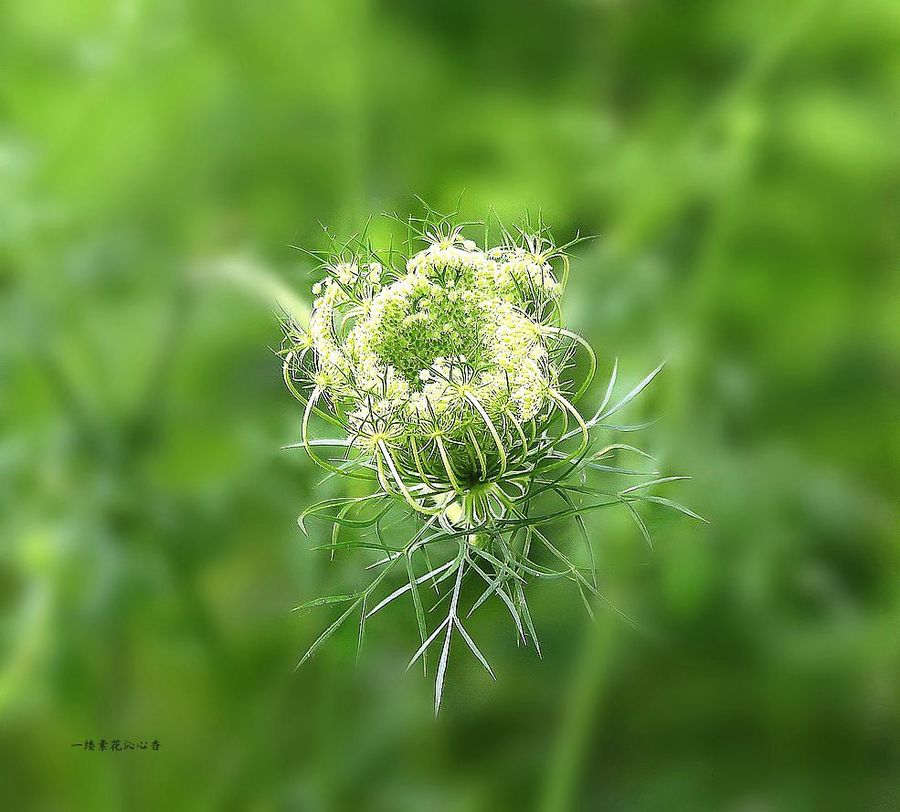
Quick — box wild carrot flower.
[281,207,702,713]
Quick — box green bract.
[282,210,701,713]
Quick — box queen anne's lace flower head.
[281,211,694,714]
[299,226,572,493]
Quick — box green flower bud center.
[369,282,482,386]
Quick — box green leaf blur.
[1,0,897,809]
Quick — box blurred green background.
[2,0,898,809]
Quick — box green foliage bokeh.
[1,0,897,809]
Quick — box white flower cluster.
[304,230,566,480]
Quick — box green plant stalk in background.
[281,205,704,713]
